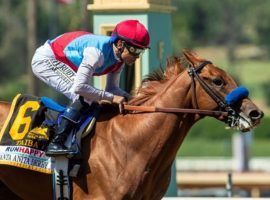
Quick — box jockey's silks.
[49,31,123,76]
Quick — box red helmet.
[112,20,150,49]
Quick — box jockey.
[31,19,150,155]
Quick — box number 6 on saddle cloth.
[0,93,100,155]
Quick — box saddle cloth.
[0,94,51,149]
[0,94,53,173]
[0,94,99,174]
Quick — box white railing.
[176,157,270,172]
[162,198,267,200]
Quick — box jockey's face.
[114,40,141,65]
[121,46,139,65]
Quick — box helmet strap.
[114,40,125,61]
[118,47,125,61]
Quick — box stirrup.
[46,143,77,156]
[46,149,77,156]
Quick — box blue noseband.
[225,86,249,106]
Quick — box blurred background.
[0,0,269,198]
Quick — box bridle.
[188,61,227,110]
[123,61,240,126]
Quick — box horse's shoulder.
[0,101,11,106]
[0,101,11,115]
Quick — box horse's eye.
[212,78,224,87]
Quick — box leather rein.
[123,61,230,117]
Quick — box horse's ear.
[183,50,201,66]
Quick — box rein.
[123,104,228,117]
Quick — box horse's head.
[183,51,263,132]
[131,50,263,132]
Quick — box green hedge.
[188,115,270,139]
[0,76,27,101]
[252,115,270,138]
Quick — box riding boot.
[46,97,90,156]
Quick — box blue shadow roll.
[225,86,249,106]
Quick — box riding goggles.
[124,42,145,56]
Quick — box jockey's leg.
[46,97,90,155]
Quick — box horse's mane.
[129,54,188,106]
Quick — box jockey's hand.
[112,95,127,114]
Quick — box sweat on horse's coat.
[0,51,263,200]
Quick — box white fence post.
[232,132,252,172]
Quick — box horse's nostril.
[249,110,263,120]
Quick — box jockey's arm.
[73,47,114,103]
[105,65,131,100]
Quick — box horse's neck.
[152,72,195,153]
[91,73,197,193]
[136,71,198,177]
[129,71,196,164]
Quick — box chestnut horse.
[0,51,263,200]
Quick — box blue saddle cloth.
[41,96,100,127]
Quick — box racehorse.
[0,51,263,200]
